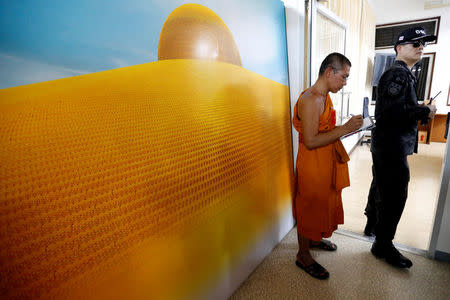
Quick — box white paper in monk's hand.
[341,116,375,139]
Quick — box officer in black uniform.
[363,26,437,268]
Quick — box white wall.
[436,174,450,253]
[428,136,450,258]
[429,136,450,257]
[284,0,306,168]
[371,0,450,114]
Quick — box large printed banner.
[0,1,293,298]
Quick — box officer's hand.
[343,114,363,133]
[428,104,437,119]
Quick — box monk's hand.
[343,114,363,133]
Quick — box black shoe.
[364,217,376,237]
[371,241,412,268]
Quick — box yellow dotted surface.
[0,60,293,299]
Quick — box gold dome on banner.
[158,4,242,66]
[0,3,292,299]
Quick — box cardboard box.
[419,131,428,144]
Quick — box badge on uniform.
[388,82,402,96]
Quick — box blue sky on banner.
[0,0,288,89]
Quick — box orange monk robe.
[292,89,350,241]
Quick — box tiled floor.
[341,142,446,250]
[231,229,450,300]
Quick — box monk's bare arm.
[299,94,363,150]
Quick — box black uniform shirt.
[371,60,430,156]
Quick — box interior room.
[0,0,449,299]
[328,0,449,253]
[233,0,450,298]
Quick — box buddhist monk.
[293,52,363,279]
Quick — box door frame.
[310,1,348,85]
[310,1,349,124]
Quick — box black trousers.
[365,151,410,242]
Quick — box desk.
[430,114,448,143]
[418,113,447,143]
[418,119,433,144]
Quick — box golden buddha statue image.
[158,4,242,65]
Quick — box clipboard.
[341,117,375,139]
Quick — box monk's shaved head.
[318,52,351,76]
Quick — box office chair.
[360,96,373,145]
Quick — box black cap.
[395,26,437,47]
